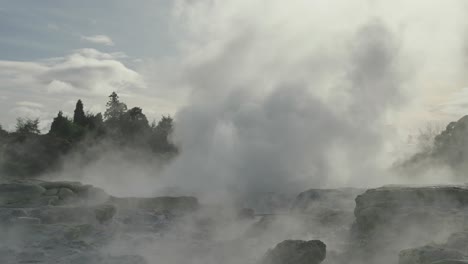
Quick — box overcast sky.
[1,0,468,135]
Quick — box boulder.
[432,261,468,264]
[64,224,94,240]
[261,240,326,264]
[399,245,466,264]
[351,185,468,262]
[17,250,46,263]
[0,182,46,207]
[292,188,364,214]
[446,232,468,253]
[13,217,41,225]
[29,204,116,224]
[39,181,109,205]
[58,187,76,200]
[238,208,255,220]
[94,204,116,224]
[111,196,198,213]
[43,188,59,196]
[0,248,16,263]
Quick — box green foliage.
[433,116,468,166]
[2,134,71,177]
[150,116,177,154]
[120,107,150,140]
[49,111,84,141]
[0,124,7,136]
[15,118,40,135]
[1,92,179,178]
[73,100,87,126]
[85,112,105,137]
[401,115,468,176]
[104,92,127,121]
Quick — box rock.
[58,187,76,201]
[64,224,94,240]
[261,240,326,264]
[432,261,468,264]
[238,208,255,220]
[111,196,199,213]
[0,180,110,208]
[39,181,110,205]
[104,255,147,264]
[351,185,468,262]
[94,204,116,224]
[43,188,59,196]
[446,232,468,254]
[292,188,364,214]
[0,248,16,263]
[10,209,27,217]
[0,182,46,207]
[17,250,46,263]
[39,181,84,193]
[13,217,41,225]
[42,195,60,206]
[399,245,466,264]
[29,204,116,224]
[67,253,147,264]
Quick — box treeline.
[399,115,468,177]
[0,92,177,178]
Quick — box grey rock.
[447,232,468,254]
[43,188,59,196]
[11,209,27,217]
[13,217,41,225]
[432,260,468,264]
[29,205,115,224]
[94,204,116,224]
[0,183,46,207]
[111,196,199,213]
[261,240,327,264]
[399,245,466,264]
[292,188,364,213]
[352,185,468,262]
[58,188,76,201]
[17,250,46,263]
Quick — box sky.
[0,0,468,135]
[3,0,468,195]
[0,0,182,130]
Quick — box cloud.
[0,48,145,96]
[81,35,115,46]
[16,101,44,108]
[0,48,147,129]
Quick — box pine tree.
[104,92,127,121]
[73,99,86,126]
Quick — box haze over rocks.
[1,178,468,264]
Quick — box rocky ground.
[2,180,468,264]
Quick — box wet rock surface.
[352,185,468,264]
[0,179,199,264]
[261,240,326,264]
[5,180,468,264]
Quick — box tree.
[73,100,87,126]
[118,107,150,141]
[104,92,127,121]
[150,115,177,153]
[49,111,82,140]
[15,118,40,135]
[154,116,174,136]
[0,124,7,136]
[86,112,103,130]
